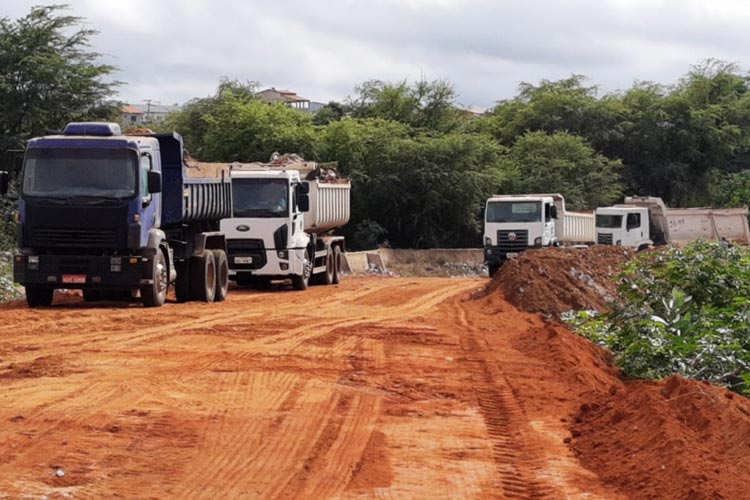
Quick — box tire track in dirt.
[453,300,559,500]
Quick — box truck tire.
[332,246,343,284]
[312,247,334,286]
[175,260,191,303]
[292,250,312,291]
[212,249,229,302]
[190,252,216,302]
[141,251,168,308]
[26,286,53,307]
[82,289,102,302]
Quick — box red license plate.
[62,274,86,284]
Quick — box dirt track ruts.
[0,277,625,499]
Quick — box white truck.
[220,157,350,289]
[483,194,595,276]
[595,196,750,249]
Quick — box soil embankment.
[480,246,632,318]
[477,246,750,500]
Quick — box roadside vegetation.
[568,241,750,396]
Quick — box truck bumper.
[484,245,542,265]
[14,254,155,289]
[228,248,304,279]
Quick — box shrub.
[567,241,750,395]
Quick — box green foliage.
[708,170,750,207]
[501,131,622,210]
[568,241,750,395]
[312,101,348,126]
[317,118,506,248]
[0,5,120,151]
[349,78,464,132]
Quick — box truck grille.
[496,230,529,251]
[33,228,119,248]
[227,239,267,270]
[597,233,614,245]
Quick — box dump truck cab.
[595,205,652,249]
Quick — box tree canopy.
[0,5,119,152]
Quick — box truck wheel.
[190,252,216,302]
[141,251,168,308]
[332,246,343,284]
[292,251,312,291]
[323,247,335,285]
[488,264,500,278]
[212,249,229,302]
[26,286,53,307]
[82,289,102,302]
[175,260,191,303]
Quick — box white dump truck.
[220,156,350,289]
[595,196,750,249]
[483,194,595,276]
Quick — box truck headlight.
[616,240,622,246]
[534,237,542,246]
[484,236,492,246]
[277,250,288,260]
[28,256,39,270]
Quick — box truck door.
[544,203,555,245]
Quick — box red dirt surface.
[572,376,750,500]
[481,246,632,318]
[0,276,748,499]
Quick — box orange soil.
[0,277,747,499]
[483,246,632,318]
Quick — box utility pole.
[143,99,160,123]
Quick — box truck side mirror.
[0,171,8,196]
[550,206,558,219]
[296,182,310,195]
[147,171,162,194]
[298,193,310,212]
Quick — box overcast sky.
[5,0,750,109]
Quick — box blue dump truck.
[1,122,231,308]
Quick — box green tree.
[0,5,120,151]
[503,131,622,210]
[349,78,463,132]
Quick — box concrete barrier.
[344,248,484,274]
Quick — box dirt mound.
[571,376,750,500]
[480,246,632,318]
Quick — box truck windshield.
[596,214,623,228]
[486,201,542,223]
[22,148,137,199]
[232,178,289,218]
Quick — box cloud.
[5,0,750,107]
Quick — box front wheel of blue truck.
[25,286,54,308]
[141,251,168,307]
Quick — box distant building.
[118,102,182,126]
[119,105,144,126]
[256,88,325,114]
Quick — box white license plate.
[234,256,253,264]
[506,252,518,259]
[62,274,86,284]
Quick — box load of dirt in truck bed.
[479,246,632,318]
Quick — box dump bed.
[559,212,596,244]
[624,196,750,244]
[305,177,351,234]
[152,133,232,226]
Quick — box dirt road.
[0,277,625,499]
